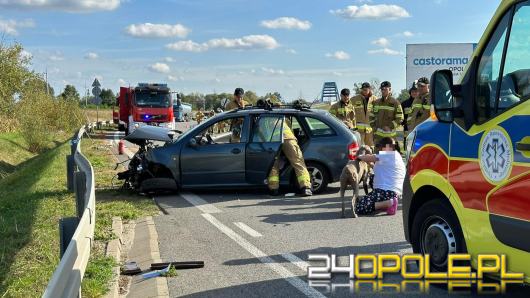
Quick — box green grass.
[82,256,116,298]
[80,136,159,297]
[0,133,36,178]
[0,135,75,297]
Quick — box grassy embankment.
[0,127,158,297]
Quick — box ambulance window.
[475,11,511,123]
[499,3,530,112]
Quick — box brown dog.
[339,145,372,218]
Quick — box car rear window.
[304,117,335,136]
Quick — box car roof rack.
[227,101,312,113]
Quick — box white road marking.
[202,214,326,298]
[181,192,222,214]
[234,222,262,238]
[282,253,309,273]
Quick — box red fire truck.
[113,83,175,134]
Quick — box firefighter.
[351,82,376,147]
[401,81,418,134]
[369,81,404,146]
[329,88,356,130]
[195,108,204,124]
[226,87,249,110]
[260,100,312,197]
[226,88,250,142]
[408,77,431,131]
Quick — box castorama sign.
[406,43,476,89]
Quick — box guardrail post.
[59,217,79,258]
[74,171,87,219]
[66,155,75,192]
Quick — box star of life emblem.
[480,129,512,184]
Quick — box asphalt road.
[153,185,467,298]
[112,122,528,297]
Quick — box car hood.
[124,126,173,145]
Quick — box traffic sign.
[92,78,101,88]
[92,86,101,97]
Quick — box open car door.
[246,115,284,185]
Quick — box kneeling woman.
[355,137,405,216]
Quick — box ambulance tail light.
[348,142,359,160]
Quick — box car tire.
[140,178,178,195]
[411,199,467,272]
[306,162,329,194]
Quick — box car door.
[479,2,530,254]
[180,115,248,187]
[449,1,530,266]
[246,114,284,185]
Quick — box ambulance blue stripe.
[413,121,450,154]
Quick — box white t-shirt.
[373,151,406,194]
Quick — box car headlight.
[405,130,416,164]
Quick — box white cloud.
[149,62,171,74]
[166,40,208,52]
[367,48,402,55]
[125,23,190,38]
[403,31,414,37]
[286,48,297,54]
[49,54,64,61]
[332,72,342,76]
[20,49,32,60]
[260,17,311,30]
[0,0,121,12]
[117,78,126,85]
[84,52,98,60]
[166,35,279,52]
[326,50,350,60]
[167,75,183,81]
[0,18,34,36]
[214,78,221,83]
[207,35,279,50]
[261,67,285,75]
[164,57,175,63]
[372,37,390,48]
[331,4,410,20]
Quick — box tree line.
[0,42,83,152]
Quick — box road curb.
[126,216,169,298]
[104,217,123,298]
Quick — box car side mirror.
[188,138,198,148]
[431,69,455,123]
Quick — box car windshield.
[135,91,171,108]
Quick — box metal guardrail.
[43,123,96,298]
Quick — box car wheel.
[411,199,467,272]
[140,178,178,195]
[306,162,329,194]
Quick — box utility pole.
[45,67,49,96]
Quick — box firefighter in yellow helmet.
[408,77,431,131]
[369,81,404,146]
[261,99,312,197]
[329,88,356,130]
[226,88,250,142]
[195,108,205,124]
[351,82,376,147]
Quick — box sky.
[0,0,501,101]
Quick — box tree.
[243,90,258,104]
[397,88,410,103]
[353,79,381,98]
[0,43,31,116]
[99,88,115,106]
[60,85,80,102]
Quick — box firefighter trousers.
[359,130,374,147]
[268,139,311,190]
